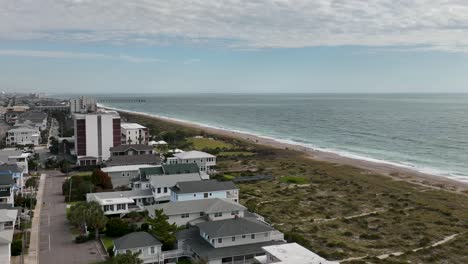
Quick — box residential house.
[176,217,285,264]
[101,164,156,188]
[86,189,153,216]
[147,198,247,227]
[0,176,14,206]
[170,180,239,203]
[0,208,18,264]
[138,164,203,203]
[14,111,48,131]
[121,123,149,145]
[105,154,161,167]
[255,243,338,264]
[167,150,216,177]
[109,144,154,156]
[6,152,29,175]
[0,164,24,194]
[6,126,40,146]
[74,110,121,166]
[113,232,163,264]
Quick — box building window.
[251,234,256,239]
[164,187,167,193]
[218,238,222,243]
[232,236,236,242]
[211,239,214,244]
[181,213,189,218]
[200,212,205,217]
[231,211,239,215]
[264,232,268,237]
[204,193,208,198]
[209,193,212,196]
[150,247,155,254]
[242,235,246,239]
[157,188,161,194]
[116,204,126,210]
[214,212,222,217]
[193,194,196,197]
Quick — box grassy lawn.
[279,176,309,184]
[70,171,93,177]
[101,236,114,249]
[187,137,234,150]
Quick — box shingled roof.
[196,217,275,238]
[114,232,161,250]
[148,198,246,216]
[105,154,161,166]
[139,163,199,177]
[170,179,237,194]
[109,144,153,152]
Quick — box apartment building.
[121,123,149,145]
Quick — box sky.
[1,0,468,94]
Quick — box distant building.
[69,96,97,113]
[109,144,153,156]
[121,123,149,145]
[14,111,48,131]
[255,242,339,264]
[6,126,40,146]
[74,110,121,166]
[167,150,216,177]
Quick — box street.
[38,171,105,264]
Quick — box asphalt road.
[38,171,106,264]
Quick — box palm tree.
[68,202,88,235]
[86,201,108,240]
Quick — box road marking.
[48,234,51,252]
[48,214,50,226]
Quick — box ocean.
[76,93,468,182]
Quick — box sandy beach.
[104,106,468,193]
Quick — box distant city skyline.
[1,1,468,94]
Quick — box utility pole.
[68,176,72,203]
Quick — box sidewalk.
[26,173,46,264]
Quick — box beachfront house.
[147,198,247,226]
[255,243,339,264]
[167,150,216,178]
[101,164,156,188]
[121,123,149,145]
[105,144,161,167]
[86,189,153,216]
[0,176,14,206]
[6,126,40,146]
[170,179,239,203]
[137,164,203,203]
[113,232,163,264]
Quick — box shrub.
[75,235,92,243]
[107,245,115,257]
[106,218,131,237]
[11,240,22,256]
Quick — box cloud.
[0,49,161,62]
[1,0,468,52]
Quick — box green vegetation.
[218,151,255,157]
[11,240,22,256]
[119,111,468,263]
[68,201,108,240]
[280,176,309,184]
[105,218,133,238]
[146,209,178,250]
[94,252,143,264]
[101,236,114,249]
[187,137,233,150]
[62,170,113,202]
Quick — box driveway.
[38,170,106,264]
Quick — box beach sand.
[106,107,468,193]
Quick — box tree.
[105,218,131,237]
[49,136,59,154]
[86,201,108,240]
[146,209,177,250]
[25,176,39,190]
[11,240,22,256]
[91,170,113,190]
[68,202,88,235]
[111,252,143,264]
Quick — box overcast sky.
[1,0,468,94]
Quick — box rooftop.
[114,232,161,250]
[0,164,22,174]
[16,111,47,123]
[105,154,161,166]
[196,217,275,238]
[109,144,153,152]
[87,189,152,204]
[260,243,338,264]
[174,150,215,159]
[148,198,246,216]
[139,163,200,177]
[101,164,156,173]
[171,179,237,194]
[121,123,147,129]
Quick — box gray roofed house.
[147,198,247,226]
[86,189,153,215]
[114,231,162,251]
[196,217,275,238]
[170,180,237,194]
[139,163,200,178]
[110,144,153,154]
[105,154,161,167]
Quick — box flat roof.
[174,150,215,159]
[261,243,338,264]
[102,164,156,173]
[171,179,237,194]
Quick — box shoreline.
[101,105,468,193]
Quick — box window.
[157,188,161,194]
[232,236,236,242]
[264,232,269,237]
[209,193,212,196]
[231,211,239,215]
[204,193,208,198]
[251,234,256,239]
[117,204,126,210]
[181,213,189,218]
[211,239,214,244]
[200,212,205,217]
[150,247,155,254]
[193,194,196,197]
[242,235,246,239]
[126,250,131,254]
[164,187,167,193]
[214,212,222,217]
[218,238,222,243]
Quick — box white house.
[121,123,149,145]
[6,126,40,146]
[0,208,18,264]
[74,110,121,166]
[113,232,163,264]
[167,150,216,177]
[170,180,239,203]
[255,243,339,264]
[101,164,156,188]
[147,198,247,226]
[86,189,153,216]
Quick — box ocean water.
[88,93,467,182]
